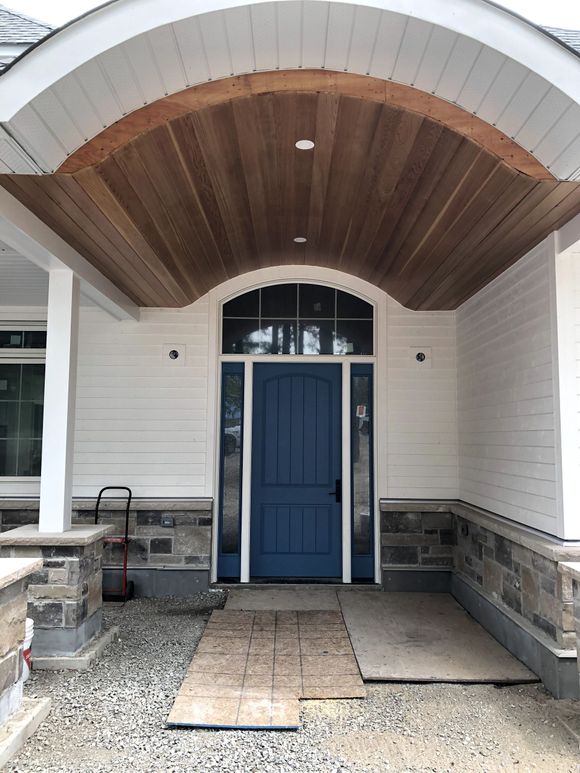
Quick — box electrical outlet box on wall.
[409,346,432,368]
[162,343,186,366]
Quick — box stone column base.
[0,557,43,725]
[0,525,111,659]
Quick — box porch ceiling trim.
[0,0,580,179]
[58,71,551,179]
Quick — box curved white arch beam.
[0,0,579,178]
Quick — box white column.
[39,269,80,533]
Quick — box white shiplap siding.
[0,245,48,306]
[73,300,210,498]
[573,244,580,529]
[457,239,560,534]
[386,300,458,499]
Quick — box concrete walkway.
[225,586,343,611]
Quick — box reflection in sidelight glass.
[220,371,243,554]
[352,373,372,555]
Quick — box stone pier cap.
[0,558,43,588]
[0,524,112,546]
[560,563,580,582]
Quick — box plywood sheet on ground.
[225,587,340,610]
[338,592,538,683]
[167,609,366,729]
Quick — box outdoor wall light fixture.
[295,139,315,150]
[293,237,307,243]
[416,352,426,362]
[168,349,179,360]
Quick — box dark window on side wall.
[0,329,46,477]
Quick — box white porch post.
[39,269,80,533]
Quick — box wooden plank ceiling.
[1,86,580,310]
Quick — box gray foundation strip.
[103,567,210,597]
[382,569,451,593]
[32,609,102,658]
[451,575,578,700]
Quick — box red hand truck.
[94,486,135,602]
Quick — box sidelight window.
[217,363,245,577]
[351,364,374,579]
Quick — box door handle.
[328,479,342,503]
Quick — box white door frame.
[207,267,387,584]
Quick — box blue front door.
[250,363,342,578]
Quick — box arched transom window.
[222,284,373,355]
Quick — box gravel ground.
[7,593,580,773]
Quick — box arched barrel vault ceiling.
[1,0,580,179]
[1,86,580,310]
[58,72,551,178]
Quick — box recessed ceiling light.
[293,237,307,243]
[295,139,315,150]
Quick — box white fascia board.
[0,125,43,173]
[0,186,139,321]
[0,44,27,58]
[0,0,579,120]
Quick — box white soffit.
[0,241,96,308]
[0,240,48,306]
[0,0,579,179]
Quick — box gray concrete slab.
[225,587,340,610]
[338,591,538,683]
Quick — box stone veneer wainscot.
[0,558,42,723]
[0,525,111,658]
[0,500,213,596]
[381,500,580,698]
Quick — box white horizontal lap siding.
[573,248,580,534]
[0,252,48,306]
[386,301,458,499]
[457,240,560,534]
[73,300,210,498]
